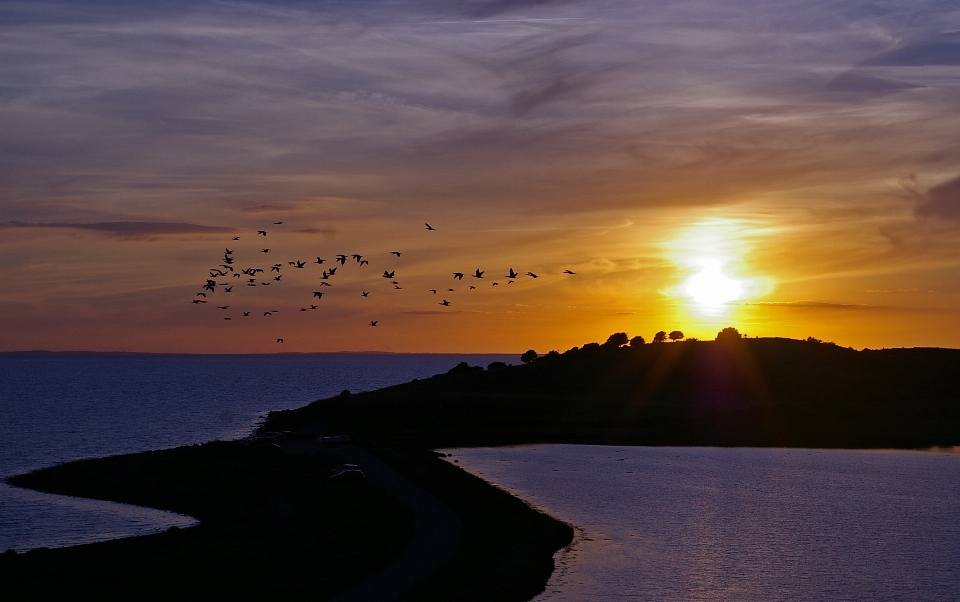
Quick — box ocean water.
[446,445,960,602]
[0,353,512,552]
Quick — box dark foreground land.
[267,337,960,449]
[5,336,959,599]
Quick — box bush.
[652,331,667,343]
[487,361,508,370]
[520,350,538,364]
[629,335,645,346]
[668,330,684,342]
[604,332,629,347]
[716,327,741,341]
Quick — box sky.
[2,0,960,353]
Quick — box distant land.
[266,333,960,450]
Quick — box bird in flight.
[243,312,250,316]
[506,268,519,279]
[318,281,331,286]
[295,260,305,268]
[258,231,267,236]
[370,320,378,326]
[394,284,402,289]
[261,248,270,253]
[196,292,206,297]
[564,269,576,274]
[203,280,217,291]
[359,259,369,266]
[492,282,499,286]
[277,338,283,343]
[473,269,484,278]
[224,286,233,293]
[191,299,206,304]
[315,257,325,264]
[391,251,402,257]
[383,270,395,279]
[425,223,435,230]
[313,291,324,298]
[274,221,283,225]
[453,272,464,280]
[310,305,317,310]
[224,317,231,320]
[526,272,539,278]
[264,312,273,316]
[469,286,476,290]
[261,282,270,286]
[429,289,437,294]
[336,254,347,265]
[352,254,363,262]
[225,248,234,255]
[232,236,240,241]
[271,265,281,272]
[440,299,450,306]
[274,275,282,281]
[300,308,307,311]
[361,291,369,297]
[448,288,454,292]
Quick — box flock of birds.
[191,222,576,343]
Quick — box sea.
[446,444,960,602]
[0,352,513,552]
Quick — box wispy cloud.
[0,221,237,238]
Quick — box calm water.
[446,445,960,601]
[0,353,511,552]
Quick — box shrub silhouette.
[604,332,629,347]
[629,335,645,347]
[716,327,741,341]
[520,349,538,364]
[668,330,684,342]
[652,331,667,343]
[487,361,508,370]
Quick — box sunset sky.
[3,0,960,353]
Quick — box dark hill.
[266,338,960,449]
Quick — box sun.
[684,260,742,308]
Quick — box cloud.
[824,72,919,97]
[861,32,960,66]
[0,221,237,238]
[916,175,960,221]
[747,301,873,310]
[240,203,300,213]
[295,228,337,235]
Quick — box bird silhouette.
[320,271,330,279]
[204,280,217,291]
[359,260,369,266]
[295,260,305,268]
[391,251,401,257]
[247,283,257,287]
[448,288,454,292]
[300,308,307,311]
[425,223,435,230]
[258,231,267,236]
[370,320,378,326]
[352,254,363,262]
[196,293,206,297]
[264,312,273,316]
[336,254,347,265]
[224,317,231,320]
[310,305,317,310]
[313,291,324,298]
[492,282,499,286]
[191,299,206,304]
[453,272,464,280]
[277,338,283,342]
[473,269,484,278]
[564,269,576,274]
[383,270,395,278]
[261,282,270,285]
[261,249,269,253]
[319,282,331,286]
[429,289,437,294]
[394,284,402,289]
[243,312,250,316]
[225,248,233,254]
[440,299,450,306]
[315,257,325,264]
[469,286,476,290]
[271,266,281,272]
[361,291,369,297]
[274,221,283,225]
[233,273,241,278]
[526,272,539,278]
[328,267,337,275]
[274,275,282,281]
[232,236,240,240]
[224,286,233,292]
[506,268,519,279]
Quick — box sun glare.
[684,260,742,308]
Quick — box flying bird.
[261,249,270,253]
[225,248,233,255]
[564,270,576,274]
[258,231,267,236]
[370,321,378,326]
[429,289,437,294]
[492,282,499,286]
[361,291,369,297]
[233,273,241,278]
[352,254,363,262]
[383,270,395,279]
[394,284,402,289]
[473,269,484,278]
[274,222,283,225]
[526,272,539,278]
[391,251,401,257]
[274,275,282,281]
[271,266,281,272]
[425,223,435,230]
[506,268,519,279]
[224,286,233,292]
[336,254,347,265]
[243,312,250,316]
[264,312,273,316]
[300,308,307,312]
[277,338,283,343]
[313,291,324,298]
[203,280,217,291]
[295,260,305,268]
[319,281,331,286]
[453,272,464,280]
[232,236,240,240]
[469,286,476,290]
[315,257,325,264]
[261,282,270,285]
[191,299,206,304]
[440,299,450,306]
[224,317,231,320]
[328,267,337,275]
[359,260,369,266]
[196,293,206,297]
[448,288,454,292]
[310,305,317,310]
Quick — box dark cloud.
[295,228,336,235]
[0,221,237,237]
[861,32,960,66]
[916,175,960,221]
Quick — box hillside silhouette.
[267,336,960,449]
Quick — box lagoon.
[447,445,960,601]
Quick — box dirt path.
[331,445,462,602]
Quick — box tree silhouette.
[653,331,667,343]
[668,330,684,341]
[629,335,645,346]
[604,332,628,347]
[716,327,741,341]
[520,349,538,363]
